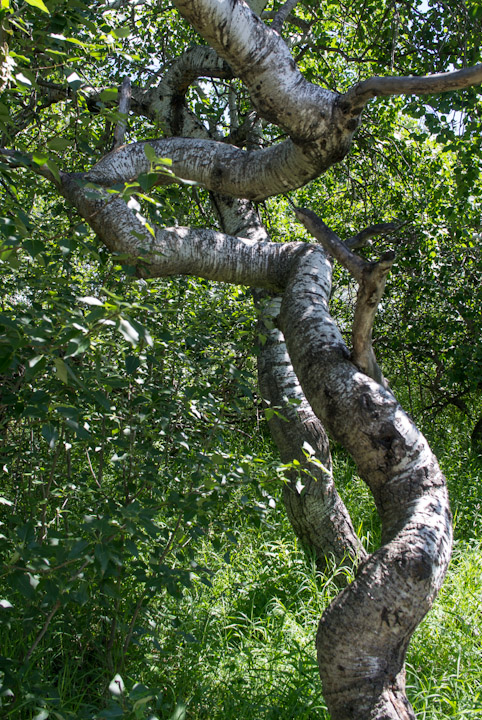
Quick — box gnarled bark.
[257,292,366,573]
[278,244,452,720]
[4,0,470,716]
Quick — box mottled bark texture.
[9,0,477,716]
[279,244,452,720]
[257,292,366,573]
[212,192,363,574]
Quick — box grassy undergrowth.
[2,427,482,719]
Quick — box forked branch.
[293,206,365,281]
[352,252,395,387]
[294,206,395,385]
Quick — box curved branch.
[341,63,482,114]
[159,45,231,95]
[85,136,343,201]
[172,0,341,141]
[270,0,301,33]
[57,173,300,289]
[28,47,231,143]
[346,221,398,249]
[262,9,311,32]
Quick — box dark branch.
[345,221,399,249]
[262,9,310,32]
[293,206,365,281]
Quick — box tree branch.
[112,76,131,150]
[257,292,367,571]
[293,206,395,386]
[262,9,310,32]
[0,148,58,185]
[293,206,365,281]
[84,136,343,201]
[56,172,302,290]
[352,252,395,387]
[346,221,399,249]
[270,0,301,33]
[341,63,482,113]
[172,0,339,140]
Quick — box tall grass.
[2,423,482,719]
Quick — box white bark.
[257,293,366,571]
[86,136,331,201]
[46,165,452,719]
[59,174,299,288]
[278,245,452,720]
[7,0,473,716]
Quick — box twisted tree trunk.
[5,0,469,715]
[279,244,452,719]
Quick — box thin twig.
[112,76,131,150]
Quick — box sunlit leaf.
[24,0,49,12]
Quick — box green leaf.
[143,143,158,163]
[33,152,49,165]
[54,357,68,384]
[99,88,118,102]
[65,418,91,439]
[15,73,33,88]
[9,571,39,599]
[94,543,110,575]
[169,703,186,720]
[33,709,49,720]
[46,157,61,183]
[47,137,71,151]
[55,405,79,419]
[265,407,275,421]
[302,441,315,456]
[64,335,90,358]
[112,27,131,39]
[41,423,59,449]
[25,0,50,12]
[125,354,140,374]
